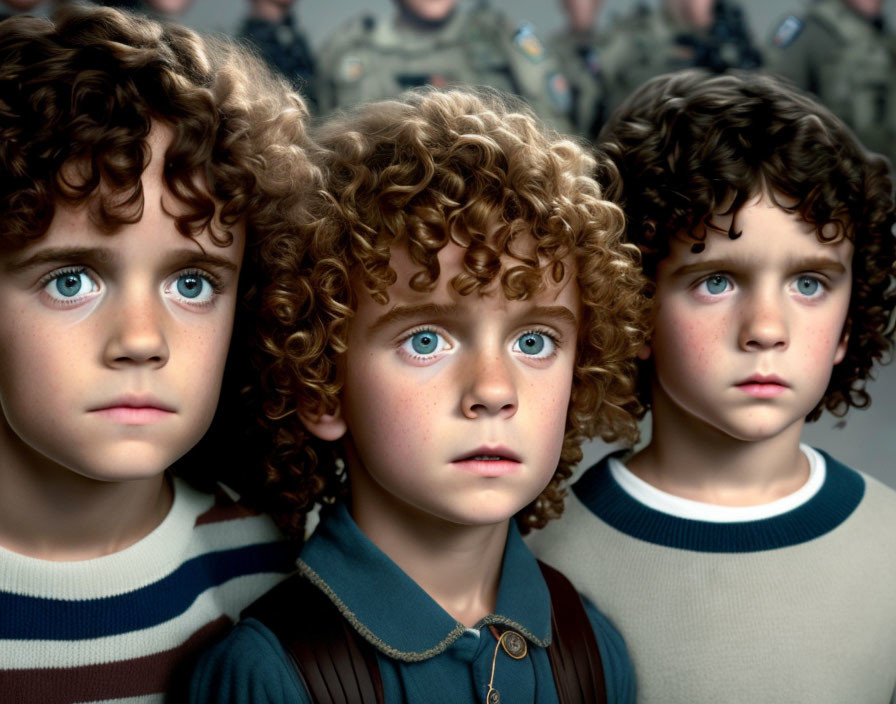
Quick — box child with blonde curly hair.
[191,88,647,703]
[0,6,317,701]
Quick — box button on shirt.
[189,502,635,703]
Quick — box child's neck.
[0,428,173,561]
[628,410,810,507]
[350,478,507,628]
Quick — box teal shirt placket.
[296,502,560,703]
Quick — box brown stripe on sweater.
[195,490,260,526]
[1,616,232,703]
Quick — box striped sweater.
[0,477,297,704]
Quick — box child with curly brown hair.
[190,88,647,703]
[0,6,318,702]
[529,69,896,703]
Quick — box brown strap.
[244,566,605,704]
[241,573,384,704]
[538,560,608,704]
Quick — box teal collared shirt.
[189,503,635,703]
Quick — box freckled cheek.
[656,311,722,376]
[348,369,440,462]
[17,326,93,389]
[520,372,572,453]
[175,322,232,389]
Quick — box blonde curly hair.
[256,88,648,538]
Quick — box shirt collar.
[297,502,552,661]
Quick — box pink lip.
[88,396,175,425]
[452,446,521,477]
[735,374,790,398]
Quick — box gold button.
[500,630,527,659]
[487,689,500,704]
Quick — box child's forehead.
[662,196,853,270]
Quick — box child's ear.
[300,407,348,442]
[637,341,652,361]
[833,327,850,366]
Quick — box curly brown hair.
[255,88,648,538]
[598,69,896,420]
[0,6,318,489]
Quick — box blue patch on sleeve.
[773,16,804,49]
[513,22,546,62]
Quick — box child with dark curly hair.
[0,6,318,702]
[190,88,647,703]
[529,69,896,703]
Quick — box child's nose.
[102,292,169,368]
[738,290,789,352]
[460,350,518,419]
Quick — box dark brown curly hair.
[598,69,896,421]
[256,88,648,538]
[0,6,318,489]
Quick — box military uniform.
[238,13,317,110]
[766,0,896,165]
[315,6,573,133]
[599,3,759,117]
[548,29,607,138]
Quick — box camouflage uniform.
[238,13,317,111]
[316,5,573,133]
[599,2,759,117]
[547,29,607,138]
[766,0,896,165]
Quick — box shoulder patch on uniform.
[584,47,601,76]
[339,55,364,82]
[772,16,804,49]
[513,23,546,62]
[546,72,572,113]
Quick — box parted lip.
[735,374,790,387]
[452,446,522,463]
[88,394,175,412]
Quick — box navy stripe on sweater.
[0,541,295,640]
[573,449,865,553]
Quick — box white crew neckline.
[608,444,826,523]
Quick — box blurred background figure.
[765,0,895,166]
[1,0,45,21]
[315,0,573,131]
[238,0,316,110]
[94,0,193,16]
[599,0,762,115]
[549,0,607,137]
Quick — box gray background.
[179,0,896,487]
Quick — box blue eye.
[410,330,439,355]
[703,275,731,295]
[399,329,450,361]
[170,272,215,304]
[513,332,555,358]
[44,269,100,301]
[795,276,821,297]
[177,275,203,299]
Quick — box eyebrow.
[367,302,579,334]
[6,246,239,274]
[670,256,848,278]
